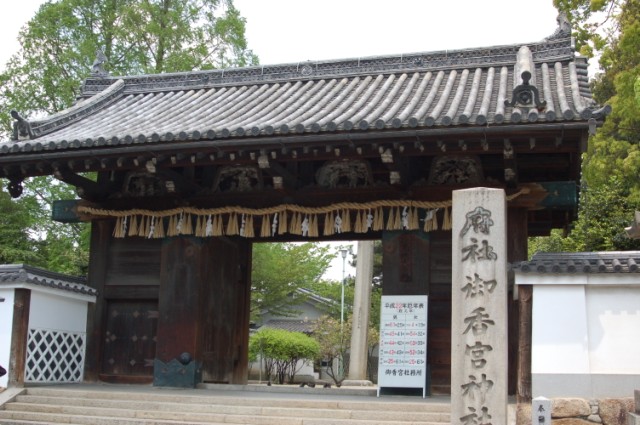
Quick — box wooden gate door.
[101,300,158,383]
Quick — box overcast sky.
[0,0,563,280]
[0,0,562,70]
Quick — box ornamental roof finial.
[91,49,109,77]
[546,11,572,40]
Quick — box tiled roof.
[511,252,640,274]
[261,319,315,334]
[0,33,609,155]
[0,264,97,296]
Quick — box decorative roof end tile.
[505,46,546,112]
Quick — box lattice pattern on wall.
[25,328,86,383]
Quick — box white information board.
[377,295,428,397]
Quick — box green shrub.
[249,327,319,384]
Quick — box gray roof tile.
[261,319,315,334]
[511,252,640,274]
[0,264,97,296]
[0,35,610,155]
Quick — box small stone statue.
[91,49,108,76]
[10,110,33,141]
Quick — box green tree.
[0,0,256,274]
[306,276,354,321]
[531,0,640,254]
[312,315,351,386]
[0,189,41,264]
[0,0,257,133]
[251,242,333,322]
[530,176,640,254]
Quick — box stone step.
[0,386,451,425]
[9,398,449,423]
[13,395,449,422]
[0,411,447,425]
[22,387,449,413]
[0,410,227,425]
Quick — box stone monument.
[451,188,508,424]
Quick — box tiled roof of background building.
[0,264,97,295]
[260,319,315,334]
[511,252,640,274]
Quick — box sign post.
[377,295,428,397]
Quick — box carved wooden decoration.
[123,172,167,197]
[213,165,262,192]
[315,160,371,188]
[428,156,483,185]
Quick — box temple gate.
[0,17,609,398]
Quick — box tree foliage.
[530,0,640,255]
[0,0,256,274]
[553,0,624,59]
[0,189,40,264]
[248,327,319,385]
[0,180,89,274]
[0,0,257,134]
[250,242,333,321]
[530,176,640,254]
[311,315,351,386]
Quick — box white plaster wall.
[29,291,88,332]
[586,286,640,374]
[527,277,640,397]
[532,285,589,374]
[0,289,15,388]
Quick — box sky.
[0,0,562,280]
[0,0,563,71]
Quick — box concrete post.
[346,240,374,383]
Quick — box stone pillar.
[451,188,508,424]
[347,240,374,382]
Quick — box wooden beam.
[517,285,533,403]
[53,168,106,201]
[9,288,30,387]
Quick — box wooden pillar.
[507,207,531,403]
[517,285,532,403]
[84,219,111,382]
[155,236,251,385]
[199,237,251,384]
[230,239,252,384]
[381,231,430,296]
[9,289,30,387]
[156,237,203,363]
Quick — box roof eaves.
[0,263,97,296]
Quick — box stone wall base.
[517,397,634,425]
